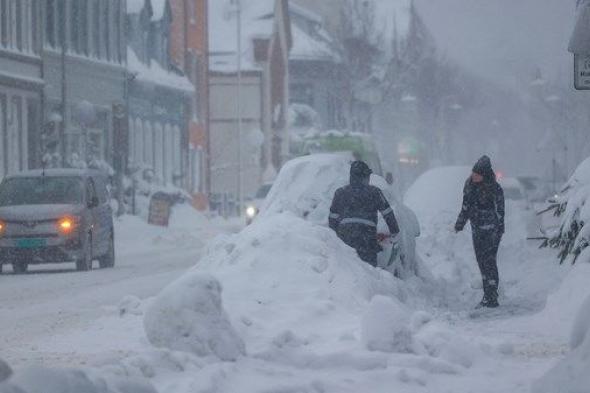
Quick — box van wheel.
[12,262,28,274]
[76,233,93,272]
[99,233,115,269]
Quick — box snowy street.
[0,209,238,369]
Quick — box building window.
[57,0,66,48]
[79,0,89,55]
[154,123,164,183]
[173,125,182,184]
[189,0,196,25]
[144,122,154,167]
[104,0,110,61]
[0,0,7,47]
[92,0,100,57]
[0,94,5,178]
[45,0,56,47]
[70,0,79,52]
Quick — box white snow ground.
[0,204,237,368]
[2,167,589,392]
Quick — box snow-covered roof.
[209,0,276,72]
[127,48,194,92]
[127,0,145,15]
[288,2,322,24]
[289,23,335,61]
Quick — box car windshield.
[0,176,83,206]
[255,184,273,199]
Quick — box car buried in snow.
[244,182,273,225]
[0,169,115,274]
[258,152,421,277]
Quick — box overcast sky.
[382,0,577,89]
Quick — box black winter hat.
[350,160,372,179]
[472,155,496,181]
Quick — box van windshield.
[0,177,84,206]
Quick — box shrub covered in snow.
[143,273,246,361]
[533,294,590,393]
[544,157,590,264]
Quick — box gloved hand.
[454,223,463,233]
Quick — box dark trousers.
[357,248,377,267]
[472,229,501,302]
[338,224,379,267]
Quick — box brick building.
[168,0,210,209]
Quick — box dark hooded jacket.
[329,162,400,251]
[455,156,505,233]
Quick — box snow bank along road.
[0,212,233,368]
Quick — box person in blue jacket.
[455,156,505,308]
[329,161,400,267]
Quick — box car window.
[0,177,83,206]
[256,184,273,199]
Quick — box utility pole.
[235,0,243,216]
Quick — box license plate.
[15,238,46,249]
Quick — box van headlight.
[246,206,258,218]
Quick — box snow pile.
[192,212,416,355]
[533,294,590,393]
[0,365,156,393]
[404,167,476,304]
[144,273,245,361]
[361,296,413,353]
[116,203,216,255]
[527,262,590,339]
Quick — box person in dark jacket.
[455,155,505,308]
[329,161,400,267]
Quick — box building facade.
[288,2,344,131]
[0,0,44,178]
[208,0,291,212]
[169,0,210,208]
[41,0,127,171]
[127,0,194,188]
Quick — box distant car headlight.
[0,220,5,236]
[246,206,258,218]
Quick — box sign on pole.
[574,54,590,90]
